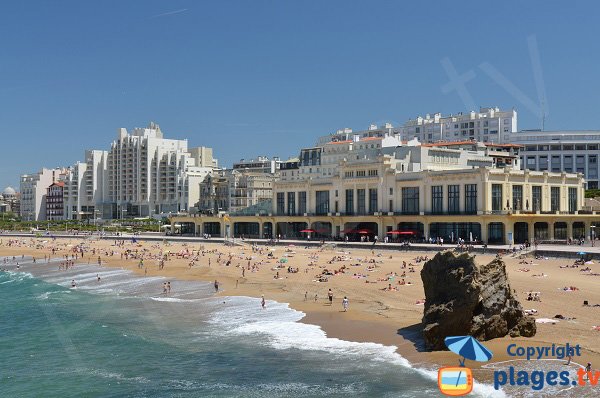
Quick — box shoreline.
[3,235,600,391]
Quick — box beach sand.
[2,235,600,384]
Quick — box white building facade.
[20,168,67,221]
[509,130,600,189]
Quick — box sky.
[2,0,600,189]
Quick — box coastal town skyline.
[3,1,600,189]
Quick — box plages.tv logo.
[438,336,493,396]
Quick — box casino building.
[171,134,591,245]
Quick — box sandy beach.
[2,234,600,385]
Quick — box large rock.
[421,251,536,351]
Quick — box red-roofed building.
[46,182,65,221]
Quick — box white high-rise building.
[104,122,216,218]
[20,168,67,221]
[399,107,517,144]
[316,107,517,147]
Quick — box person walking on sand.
[342,296,349,312]
[167,281,171,294]
[585,363,592,380]
[328,289,333,305]
[214,280,219,292]
[261,295,266,309]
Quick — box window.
[389,199,393,212]
[368,170,378,177]
[402,187,419,215]
[356,170,366,177]
[315,191,330,215]
[539,156,548,171]
[568,188,578,213]
[431,186,443,214]
[465,184,477,214]
[551,187,560,212]
[512,185,523,210]
[532,186,542,212]
[345,189,354,215]
[287,192,296,215]
[389,187,393,195]
[492,184,503,212]
[551,155,561,172]
[298,192,307,214]
[357,189,366,215]
[276,192,285,214]
[448,185,460,214]
[369,188,378,213]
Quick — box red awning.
[299,229,316,233]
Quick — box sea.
[0,256,580,397]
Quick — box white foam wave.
[209,296,506,398]
[36,290,71,300]
[150,296,203,303]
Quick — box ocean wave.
[0,271,34,284]
[150,296,204,303]
[209,296,506,398]
[35,290,71,300]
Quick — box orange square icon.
[438,366,473,396]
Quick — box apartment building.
[20,168,67,221]
[46,182,65,221]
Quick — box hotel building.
[172,135,588,245]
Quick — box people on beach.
[328,289,333,305]
[342,296,349,312]
[71,279,76,288]
[261,295,266,309]
[214,280,219,292]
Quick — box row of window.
[344,170,379,178]
[430,184,478,214]
[491,184,577,213]
[524,144,598,151]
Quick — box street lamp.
[94,209,100,233]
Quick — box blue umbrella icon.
[445,336,493,367]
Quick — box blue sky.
[1,1,599,189]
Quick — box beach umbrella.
[357,229,372,234]
[300,229,316,233]
[578,251,586,256]
[444,336,493,366]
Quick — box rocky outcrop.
[421,251,536,351]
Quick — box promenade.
[3,230,600,258]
